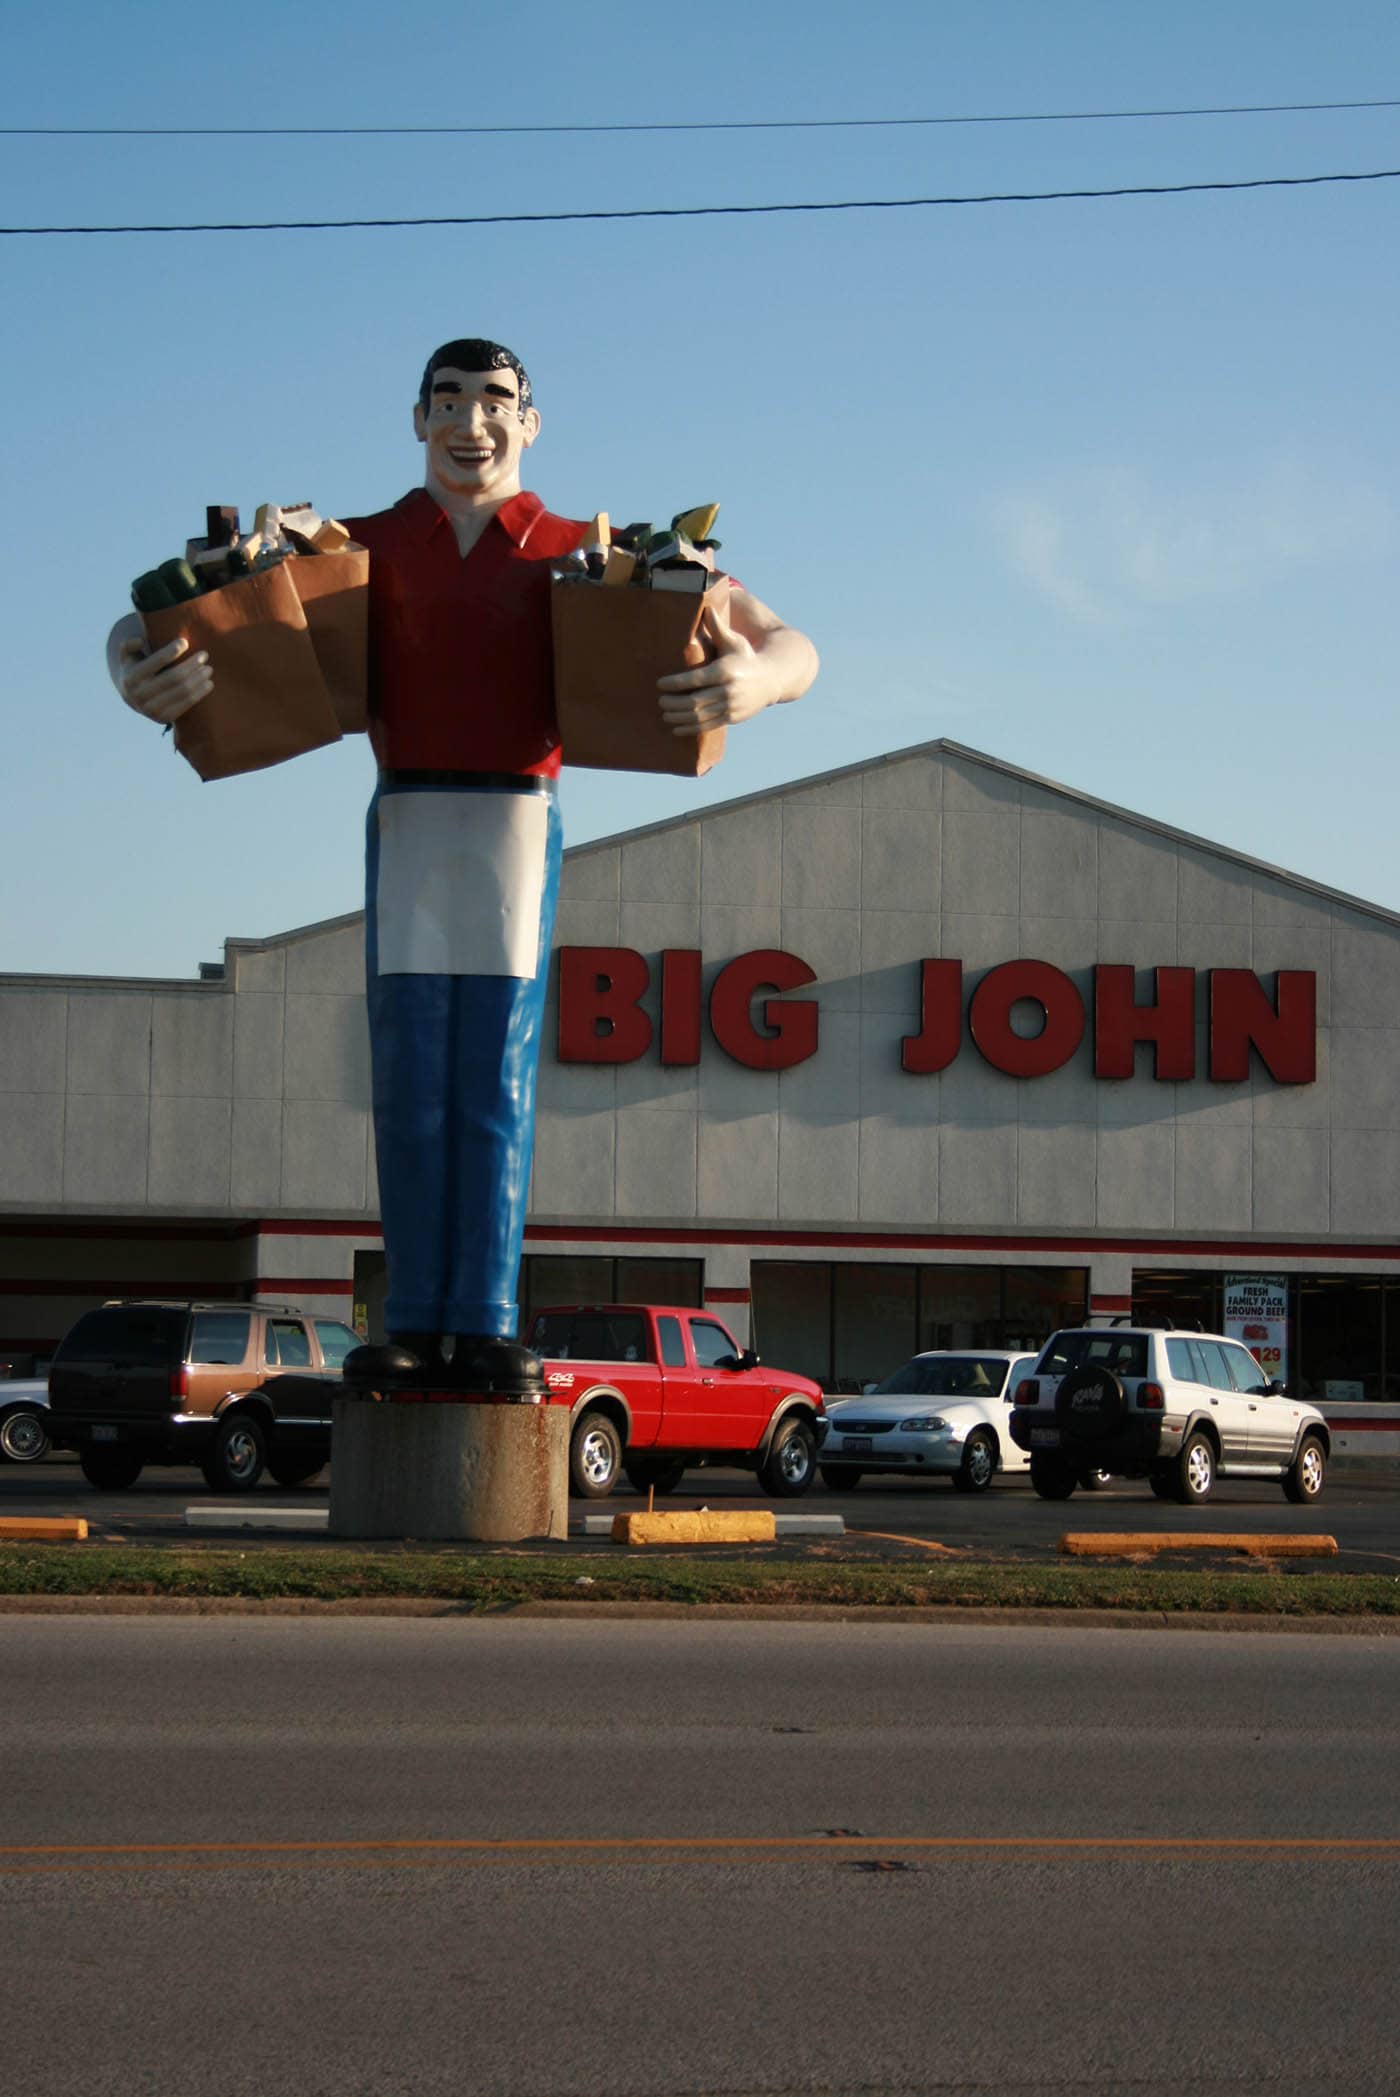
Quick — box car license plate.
[842,1435,874,1453]
[1029,1427,1060,1447]
[91,1425,118,1442]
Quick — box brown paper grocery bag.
[551,573,729,777]
[141,561,343,782]
[286,544,369,733]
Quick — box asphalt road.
[3,1616,1398,2096]
[4,1455,1399,1567]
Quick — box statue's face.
[413,364,540,500]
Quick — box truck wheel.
[1172,1432,1215,1506]
[819,1463,862,1490]
[624,1456,686,1496]
[1029,1452,1077,1500]
[79,1446,145,1491]
[759,1416,817,1497]
[201,1411,267,1494]
[570,1410,622,1498]
[952,1428,996,1493]
[1282,1434,1326,1504]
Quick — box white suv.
[1007,1323,1329,1505]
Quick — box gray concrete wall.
[3,739,1398,1248]
[0,917,373,1220]
[534,744,1400,1241]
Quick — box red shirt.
[341,487,586,776]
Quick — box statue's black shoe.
[342,1337,442,1393]
[441,1335,546,1399]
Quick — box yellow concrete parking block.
[1059,1531,1337,1559]
[611,1509,778,1546]
[0,1516,89,1543]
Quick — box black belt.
[378,768,555,794]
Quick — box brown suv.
[46,1300,358,1493]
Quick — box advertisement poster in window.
[1224,1274,1288,1388]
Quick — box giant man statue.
[108,339,818,1396]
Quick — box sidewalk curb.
[0,1593,1396,1631]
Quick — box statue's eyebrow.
[430,377,517,400]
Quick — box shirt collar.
[394,486,546,548]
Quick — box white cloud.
[986,457,1397,627]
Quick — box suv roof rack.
[98,1297,304,1316]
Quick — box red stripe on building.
[14,1217,1400,1266]
[255,1279,355,1297]
[0,1278,355,1300]
[704,1287,752,1303]
[72,1216,1400,1262]
[0,1279,247,1298]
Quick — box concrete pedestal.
[328,1398,569,1541]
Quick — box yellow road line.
[4,1834,1398,1871]
[843,1528,962,1555]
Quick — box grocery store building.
[5,740,1400,1437]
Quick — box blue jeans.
[364,774,562,1338]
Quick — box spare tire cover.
[1054,1364,1127,1446]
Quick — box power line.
[3,98,1399,139]
[3,166,1398,237]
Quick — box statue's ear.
[413,400,428,443]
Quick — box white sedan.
[0,1378,51,1464]
[817,1350,1039,1493]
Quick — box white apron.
[373,789,549,980]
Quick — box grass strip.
[0,1545,1398,1615]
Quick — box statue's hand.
[113,625,214,724]
[656,597,773,737]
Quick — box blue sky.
[3,1,1397,978]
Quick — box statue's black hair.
[418,339,533,418]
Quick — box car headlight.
[900,1415,951,1433]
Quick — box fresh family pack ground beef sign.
[1223,1275,1290,1388]
[556,948,1317,1084]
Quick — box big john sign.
[557,948,1317,1085]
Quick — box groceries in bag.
[551,503,729,778]
[130,502,369,780]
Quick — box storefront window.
[1297,1277,1382,1403]
[1003,1268,1090,1349]
[753,1261,1088,1389]
[1385,1285,1400,1403]
[520,1256,701,1325]
[1133,1270,1221,1331]
[523,1257,614,1317]
[833,1266,917,1391]
[751,1263,831,1387]
[1136,1269,1400,1402]
[919,1266,1001,1351]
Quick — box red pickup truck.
[528,1304,826,1500]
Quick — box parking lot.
[4,1452,1398,1571]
